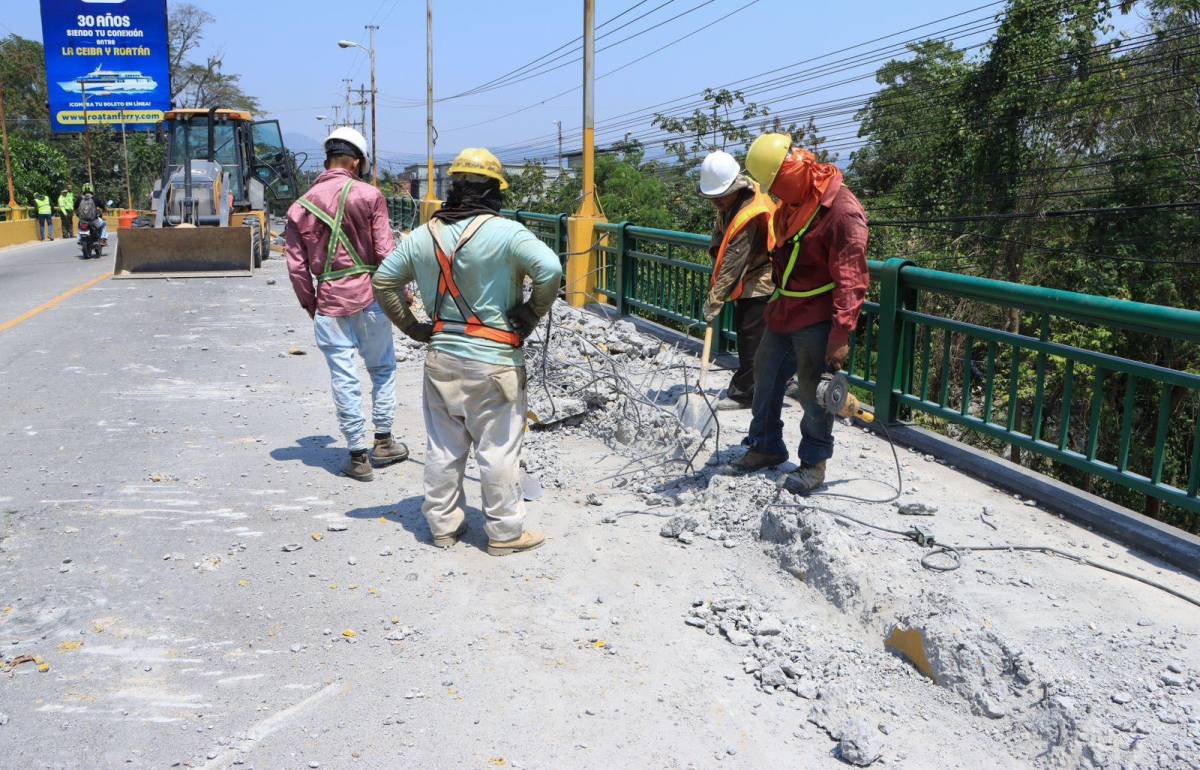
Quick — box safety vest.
[58,193,74,214]
[428,215,522,348]
[769,208,836,303]
[296,180,377,284]
[711,190,776,301]
[34,195,51,216]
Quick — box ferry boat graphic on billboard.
[39,0,171,132]
[58,66,158,96]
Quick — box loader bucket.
[113,226,254,279]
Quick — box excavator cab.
[113,108,297,278]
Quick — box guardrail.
[499,210,1200,524]
[385,196,420,232]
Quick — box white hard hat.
[325,126,368,160]
[698,150,741,198]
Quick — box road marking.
[0,271,110,335]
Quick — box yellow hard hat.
[745,133,792,193]
[448,147,509,190]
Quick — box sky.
[5,0,1144,172]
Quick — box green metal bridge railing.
[385,196,420,232]
[497,211,1200,522]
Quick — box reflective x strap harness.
[297,180,377,284]
[769,208,836,303]
[429,215,522,347]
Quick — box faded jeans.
[422,348,527,542]
[744,320,835,466]
[37,214,53,240]
[313,301,397,451]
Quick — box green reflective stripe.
[297,180,370,283]
[769,208,833,302]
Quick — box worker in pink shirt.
[285,127,408,481]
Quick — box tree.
[0,35,50,137]
[167,2,260,111]
[652,89,770,164]
[9,137,69,205]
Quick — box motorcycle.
[78,219,104,259]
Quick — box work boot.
[782,461,826,495]
[487,530,546,557]
[371,433,409,467]
[715,396,752,411]
[731,448,787,473]
[432,520,468,549]
[343,450,374,482]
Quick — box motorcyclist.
[74,184,108,247]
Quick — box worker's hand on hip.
[403,321,434,343]
[825,338,850,371]
[508,302,540,341]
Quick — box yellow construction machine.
[114,108,297,278]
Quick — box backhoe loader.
[113,107,297,278]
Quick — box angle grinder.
[815,371,875,423]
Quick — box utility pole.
[565,0,604,308]
[556,118,566,170]
[332,104,341,126]
[423,0,437,211]
[0,84,18,211]
[120,109,132,209]
[366,23,378,186]
[357,84,368,135]
[342,78,353,129]
[80,80,94,188]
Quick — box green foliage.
[9,137,70,205]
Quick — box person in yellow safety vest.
[33,192,54,241]
[57,187,75,238]
[698,150,777,410]
[373,147,562,557]
[284,126,408,481]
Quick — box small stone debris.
[327,523,348,532]
[348,557,358,566]
[677,530,696,545]
[895,501,937,516]
[1110,691,1133,704]
[660,515,699,539]
[281,543,303,553]
[1159,671,1186,687]
[0,712,9,726]
[585,493,602,506]
[838,716,884,766]
[290,644,304,653]
[265,278,276,285]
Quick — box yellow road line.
[0,271,111,335]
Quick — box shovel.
[675,320,718,437]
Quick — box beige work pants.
[421,348,527,542]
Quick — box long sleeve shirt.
[372,215,562,368]
[705,190,774,318]
[284,168,395,318]
[765,182,870,349]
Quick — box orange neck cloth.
[770,148,843,243]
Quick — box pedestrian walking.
[373,147,562,556]
[284,127,408,481]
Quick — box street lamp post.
[0,83,18,211]
[338,29,378,186]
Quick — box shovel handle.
[698,321,715,390]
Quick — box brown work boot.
[371,433,409,467]
[487,530,546,557]
[343,450,374,482]
[432,520,468,549]
[731,448,788,473]
[782,462,826,495]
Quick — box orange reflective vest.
[710,190,776,301]
[428,215,523,348]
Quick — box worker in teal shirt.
[373,148,561,557]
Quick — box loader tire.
[245,217,263,269]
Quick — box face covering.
[432,177,504,224]
[770,148,843,243]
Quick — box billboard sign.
[39,0,171,133]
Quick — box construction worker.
[284,126,408,481]
[373,147,562,556]
[698,150,776,410]
[57,187,74,238]
[33,192,54,241]
[733,134,870,494]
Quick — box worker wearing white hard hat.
[284,127,409,481]
[697,150,777,410]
